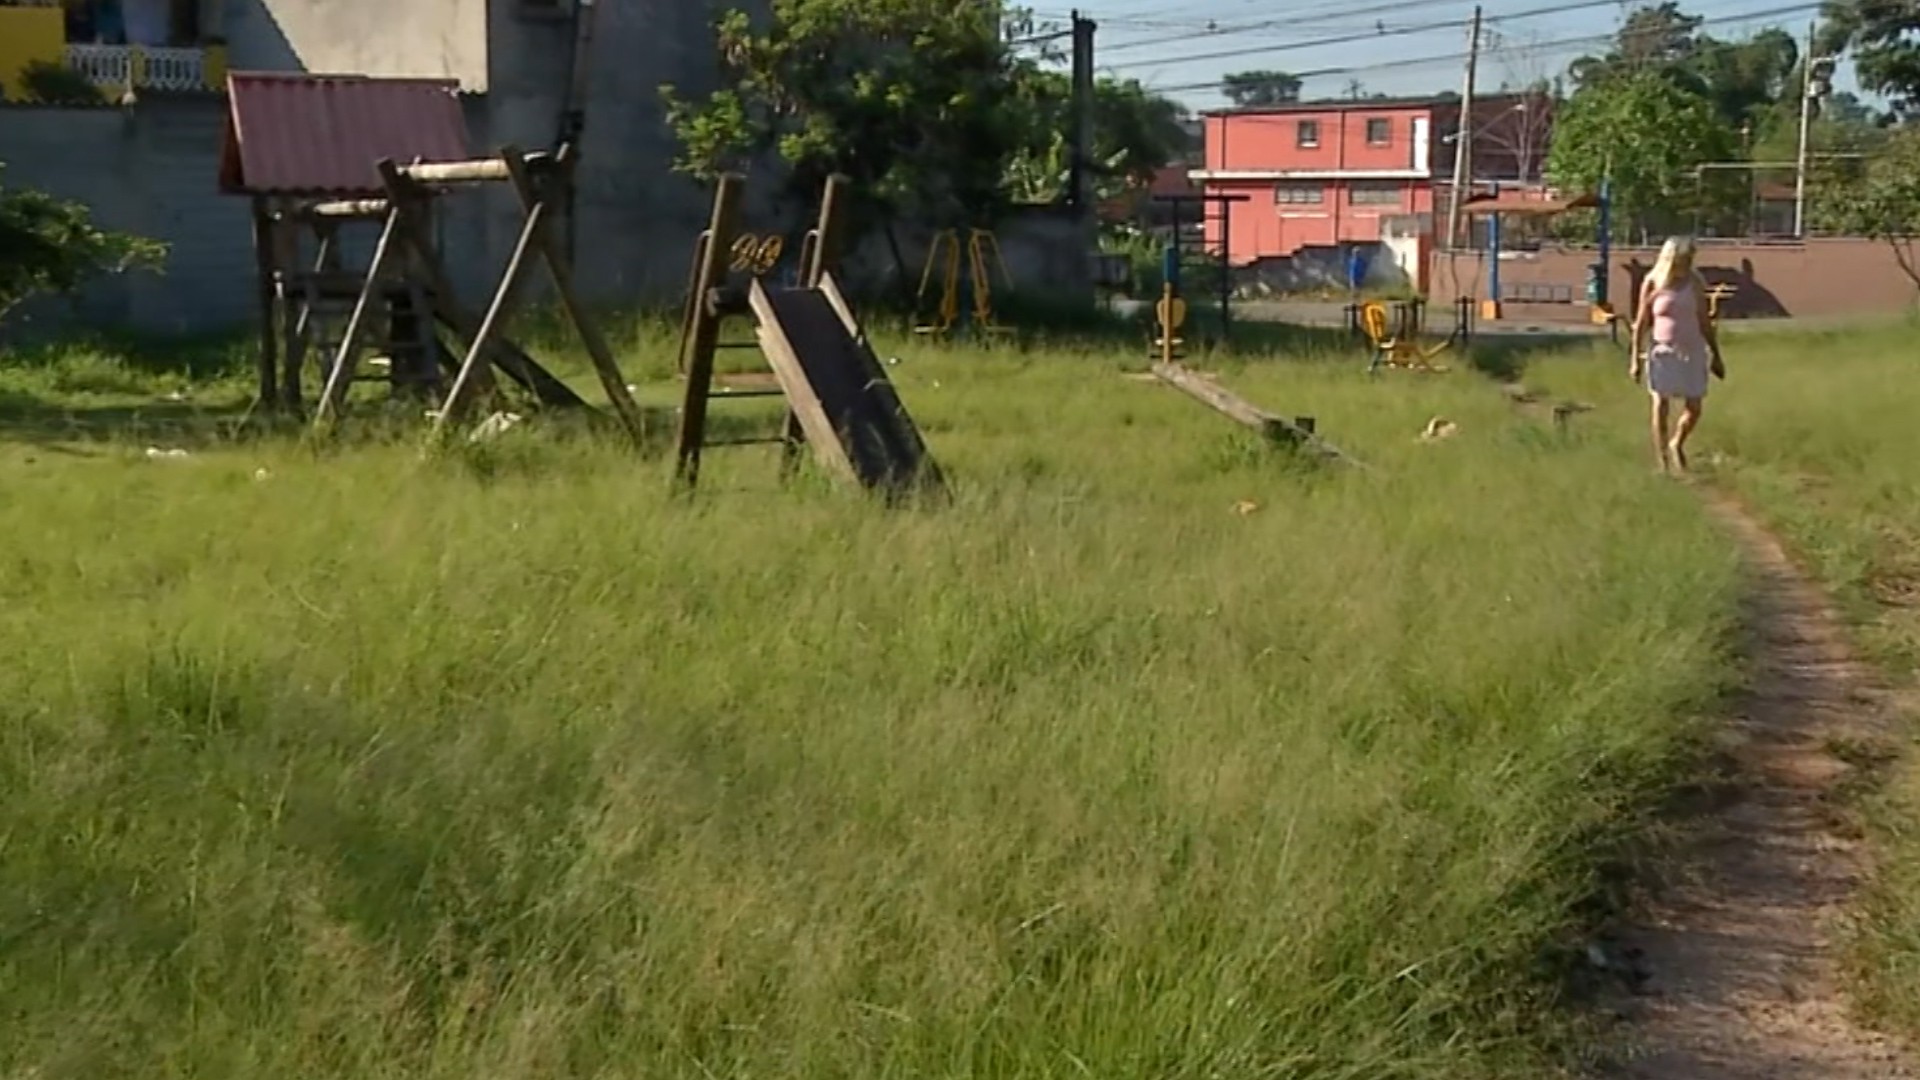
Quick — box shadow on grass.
[0,328,251,382]
[0,390,266,452]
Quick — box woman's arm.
[1628,278,1653,379]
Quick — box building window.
[1296,120,1320,148]
[1366,118,1391,145]
[1349,182,1402,206]
[1275,183,1324,206]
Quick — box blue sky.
[1020,0,1860,111]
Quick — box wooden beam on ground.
[1150,361,1355,464]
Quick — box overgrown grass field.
[2,321,1743,1078]
[1523,319,1920,1042]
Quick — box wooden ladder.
[673,173,848,490]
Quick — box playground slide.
[749,277,943,496]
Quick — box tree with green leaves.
[1570,4,1802,133]
[1545,69,1738,238]
[662,0,1191,241]
[1822,0,1920,110]
[1220,70,1302,108]
[661,0,1032,231]
[1569,2,1704,88]
[1689,27,1800,133]
[1000,71,1193,203]
[1,165,165,326]
[1826,127,1920,298]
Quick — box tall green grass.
[1520,321,1920,1041]
[0,332,1738,1078]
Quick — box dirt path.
[1595,486,1915,1078]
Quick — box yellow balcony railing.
[68,43,224,93]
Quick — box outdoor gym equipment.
[1152,245,1187,363]
[1359,298,1470,375]
[913,228,1014,337]
[1705,282,1737,323]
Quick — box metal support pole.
[1793,19,1816,239]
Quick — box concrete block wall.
[480,0,766,308]
[0,96,254,340]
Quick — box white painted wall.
[225,0,489,89]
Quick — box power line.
[1137,0,1824,96]
[1101,0,1766,71]
[1016,0,1477,47]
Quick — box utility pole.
[1789,18,1820,239]
[1069,11,1097,213]
[1442,6,1482,252]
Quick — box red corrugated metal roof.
[219,72,474,198]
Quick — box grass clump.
[0,329,1738,1078]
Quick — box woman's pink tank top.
[1649,281,1707,354]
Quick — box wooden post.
[431,153,549,438]
[311,205,403,436]
[272,210,306,414]
[373,158,544,410]
[674,173,744,488]
[804,173,849,288]
[501,145,648,445]
[291,222,336,345]
[249,197,279,411]
[674,230,711,377]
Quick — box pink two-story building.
[1190,93,1550,268]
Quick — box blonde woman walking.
[1629,236,1725,472]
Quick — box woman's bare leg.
[1650,394,1672,471]
[1670,396,1704,471]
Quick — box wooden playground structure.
[218,6,651,445]
[305,143,646,445]
[672,172,945,499]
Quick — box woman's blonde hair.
[1648,235,1697,290]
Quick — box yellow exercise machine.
[1360,299,1454,375]
[914,228,1014,336]
[1705,282,1736,323]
